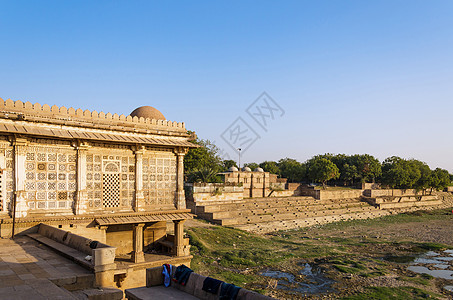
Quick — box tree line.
[184,138,452,191]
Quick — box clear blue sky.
[1,1,452,172]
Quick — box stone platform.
[193,192,446,233]
[0,236,92,299]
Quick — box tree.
[259,161,280,175]
[381,156,421,189]
[278,158,305,182]
[307,157,340,189]
[342,163,359,186]
[330,154,351,185]
[412,160,432,192]
[244,162,259,171]
[222,160,237,171]
[429,168,451,193]
[352,154,382,183]
[184,138,223,182]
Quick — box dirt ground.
[186,196,453,299]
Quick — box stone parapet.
[185,183,244,204]
[0,98,187,135]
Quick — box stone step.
[234,210,392,233]
[200,201,370,220]
[197,197,363,213]
[72,287,124,300]
[215,206,379,226]
[379,199,442,209]
[50,274,95,291]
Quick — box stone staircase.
[193,196,390,233]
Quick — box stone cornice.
[0,209,193,224]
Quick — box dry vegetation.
[186,203,453,299]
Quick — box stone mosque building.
[0,98,196,287]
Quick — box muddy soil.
[270,212,453,299]
[187,195,453,299]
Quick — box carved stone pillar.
[264,172,270,197]
[75,142,89,215]
[250,172,254,198]
[0,141,9,215]
[174,148,188,210]
[13,138,28,218]
[173,219,186,257]
[134,146,145,212]
[132,223,145,263]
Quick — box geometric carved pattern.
[102,173,120,208]
[0,171,3,211]
[86,154,102,208]
[119,155,135,207]
[4,149,14,211]
[142,153,176,207]
[88,152,134,209]
[25,146,76,210]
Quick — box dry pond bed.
[186,206,453,299]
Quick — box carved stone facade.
[0,131,190,217]
[0,99,196,282]
[0,99,194,218]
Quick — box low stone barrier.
[299,188,363,200]
[364,189,428,198]
[30,223,117,288]
[125,265,274,300]
[185,183,244,204]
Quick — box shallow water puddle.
[261,263,334,294]
[444,250,453,255]
[406,249,453,291]
[407,266,453,280]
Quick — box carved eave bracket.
[174,147,189,156]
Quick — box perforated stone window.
[142,153,177,207]
[25,146,76,210]
[86,154,102,208]
[90,153,134,209]
[102,173,120,207]
[4,149,14,212]
[0,171,3,212]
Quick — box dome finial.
[130,106,165,120]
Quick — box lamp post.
[237,148,241,169]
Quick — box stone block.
[93,247,116,266]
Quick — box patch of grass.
[418,242,448,251]
[313,207,453,231]
[334,265,362,274]
[342,286,440,300]
[420,273,434,280]
[214,270,257,287]
[186,210,451,299]
[359,271,385,278]
[399,274,432,286]
[327,237,362,246]
[187,226,306,269]
[314,186,356,191]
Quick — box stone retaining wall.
[299,187,363,200]
[363,189,428,197]
[185,183,244,204]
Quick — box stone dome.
[130,106,166,120]
[242,167,252,172]
[254,167,264,172]
[228,166,239,172]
